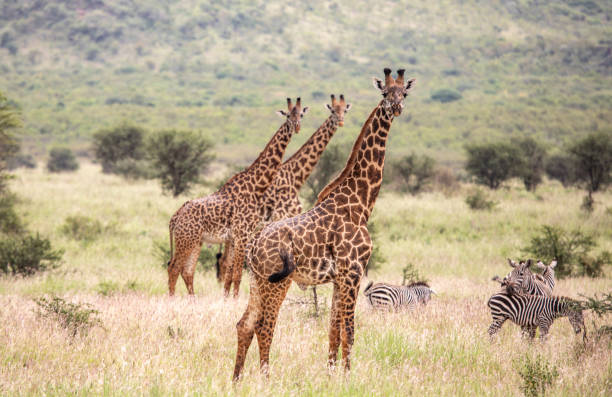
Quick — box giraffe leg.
[254,278,292,376]
[168,243,195,296]
[233,277,262,381]
[180,246,201,295]
[328,284,342,367]
[338,281,361,371]
[222,240,235,297]
[230,238,247,298]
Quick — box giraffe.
[232,69,415,380]
[216,94,352,288]
[167,98,308,297]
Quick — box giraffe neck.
[318,101,393,221]
[235,120,295,197]
[283,115,338,190]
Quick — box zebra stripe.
[363,281,435,310]
[487,284,585,340]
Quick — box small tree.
[303,142,349,206]
[567,132,612,209]
[0,91,21,191]
[545,154,576,187]
[92,124,146,173]
[512,137,547,191]
[47,147,79,172]
[147,130,215,197]
[465,142,518,189]
[389,153,436,194]
[0,233,63,276]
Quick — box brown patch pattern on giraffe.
[232,69,415,380]
[166,98,308,297]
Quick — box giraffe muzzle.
[338,121,344,127]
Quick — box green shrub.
[0,190,24,235]
[92,124,146,174]
[465,189,497,211]
[430,89,462,103]
[0,233,63,276]
[60,215,103,242]
[388,153,436,194]
[47,147,79,172]
[34,295,103,337]
[523,225,602,278]
[113,158,153,179]
[303,142,350,206]
[401,263,427,286]
[514,354,559,397]
[576,251,610,278]
[97,280,120,296]
[465,142,519,189]
[146,129,215,197]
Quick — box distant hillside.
[0,0,610,165]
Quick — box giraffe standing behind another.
[232,69,415,380]
[217,94,352,288]
[167,98,308,297]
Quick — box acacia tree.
[512,137,547,191]
[465,142,518,189]
[146,129,215,197]
[568,132,612,210]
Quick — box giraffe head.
[325,94,351,127]
[373,68,415,117]
[277,97,309,133]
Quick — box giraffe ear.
[373,77,384,91]
[326,103,333,111]
[345,103,352,112]
[405,78,416,90]
[277,110,288,118]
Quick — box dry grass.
[0,163,610,395]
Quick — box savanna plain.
[1,164,610,396]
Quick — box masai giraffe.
[167,98,308,297]
[232,69,415,380]
[216,94,352,288]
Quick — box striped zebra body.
[487,285,585,340]
[363,281,435,310]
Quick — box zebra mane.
[407,281,430,288]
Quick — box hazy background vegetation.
[0,0,610,167]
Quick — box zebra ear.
[507,258,517,268]
[536,261,546,269]
[525,259,533,268]
[550,260,557,268]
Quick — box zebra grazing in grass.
[363,281,436,310]
[502,259,556,296]
[487,280,586,341]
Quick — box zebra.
[502,259,555,296]
[363,281,436,310]
[487,279,586,341]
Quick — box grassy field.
[0,163,610,395]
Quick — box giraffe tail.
[167,223,174,268]
[268,250,296,283]
[215,249,223,281]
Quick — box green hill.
[0,0,610,165]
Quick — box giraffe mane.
[316,101,382,204]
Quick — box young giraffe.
[167,98,308,297]
[216,94,352,287]
[232,69,415,380]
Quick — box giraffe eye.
[403,93,407,97]
[382,92,388,98]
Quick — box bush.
[545,154,576,187]
[514,354,559,397]
[568,131,612,194]
[47,147,79,172]
[146,129,215,197]
[0,233,63,276]
[465,188,497,210]
[34,295,103,337]
[430,89,462,103]
[92,124,146,174]
[113,158,153,180]
[365,219,386,276]
[512,137,547,191]
[432,166,460,196]
[7,152,36,170]
[401,263,427,285]
[388,153,436,194]
[523,225,604,278]
[465,142,518,189]
[60,215,103,242]
[0,190,24,235]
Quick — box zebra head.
[504,258,535,292]
[536,260,557,290]
[568,307,586,341]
